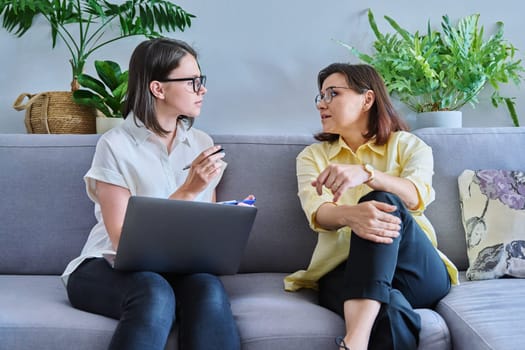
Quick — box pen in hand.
[182,148,224,170]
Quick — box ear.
[149,81,165,99]
[362,90,375,111]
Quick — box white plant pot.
[96,116,124,134]
[416,111,462,129]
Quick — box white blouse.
[61,114,226,284]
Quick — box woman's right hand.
[174,145,225,200]
[343,201,401,243]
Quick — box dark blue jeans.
[319,191,451,350]
[67,258,240,350]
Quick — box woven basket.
[13,91,96,134]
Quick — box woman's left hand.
[312,164,369,202]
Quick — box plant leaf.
[95,60,121,90]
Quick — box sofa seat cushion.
[0,275,182,350]
[437,273,525,350]
[0,275,115,350]
[221,273,451,350]
[0,274,450,350]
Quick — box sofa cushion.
[413,127,525,271]
[0,275,115,350]
[458,169,525,280]
[213,135,318,273]
[0,275,180,350]
[0,135,99,274]
[0,274,450,350]
[220,273,451,350]
[436,273,525,350]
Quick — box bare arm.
[96,181,131,250]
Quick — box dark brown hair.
[124,37,198,136]
[314,63,408,144]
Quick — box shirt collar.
[123,113,191,147]
[327,135,386,160]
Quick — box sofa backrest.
[213,135,316,273]
[413,127,525,270]
[0,134,100,274]
[3,128,522,275]
[0,133,317,275]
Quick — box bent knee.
[183,273,229,305]
[130,272,176,310]
[360,190,402,207]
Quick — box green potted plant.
[73,60,127,133]
[1,0,194,133]
[339,10,524,127]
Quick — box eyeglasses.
[158,75,207,93]
[314,86,351,105]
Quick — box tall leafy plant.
[0,0,194,90]
[339,10,524,126]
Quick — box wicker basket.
[13,91,96,134]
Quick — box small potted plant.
[339,10,524,127]
[1,0,194,133]
[73,60,127,133]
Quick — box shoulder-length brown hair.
[123,37,197,136]
[314,63,408,145]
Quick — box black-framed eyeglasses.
[159,75,207,93]
[314,86,351,105]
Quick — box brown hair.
[314,63,408,144]
[124,38,198,136]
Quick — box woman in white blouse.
[62,38,241,350]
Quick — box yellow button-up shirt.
[284,131,458,291]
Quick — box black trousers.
[319,191,451,350]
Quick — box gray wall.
[1,0,524,134]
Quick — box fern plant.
[0,0,194,90]
[73,60,127,118]
[339,10,524,126]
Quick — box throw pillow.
[458,169,525,281]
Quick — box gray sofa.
[1,127,524,350]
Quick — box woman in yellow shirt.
[284,64,457,350]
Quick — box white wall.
[1,0,524,134]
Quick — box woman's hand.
[342,201,401,244]
[315,200,401,244]
[172,145,225,200]
[312,164,369,202]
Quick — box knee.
[127,272,175,321]
[184,273,229,306]
[359,191,403,207]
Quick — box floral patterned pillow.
[458,169,525,281]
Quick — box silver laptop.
[111,196,257,275]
